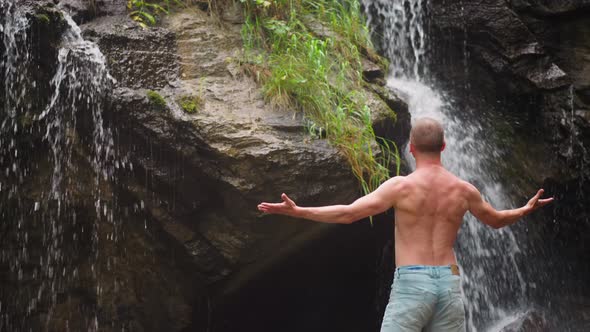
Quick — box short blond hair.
[410,117,444,153]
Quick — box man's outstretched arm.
[467,185,554,229]
[257,177,404,224]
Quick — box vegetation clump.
[35,13,51,25]
[240,0,397,194]
[34,7,66,27]
[147,90,167,108]
[178,95,204,114]
[127,0,183,28]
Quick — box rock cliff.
[0,0,409,330]
[427,1,590,329]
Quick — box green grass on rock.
[178,95,204,114]
[147,90,167,108]
[240,0,398,194]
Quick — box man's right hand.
[467,185,554,229]
[524,189,554,215]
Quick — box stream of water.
[0,1,114,329]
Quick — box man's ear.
[441,141,446,152]
[409,143,415,154]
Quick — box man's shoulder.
[439,171,473,189]
[380,176,412,193]
[383,175,408,187]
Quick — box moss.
[35,14,51,25]
[18,113,34,128]
[34,7,67,36]
[178,95,204,114]
[147,90,167,108]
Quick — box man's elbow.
[339,213,357,224]
[341,207,379,224]
[481,214,504,229]
[488,216,508,229]
[488,221,503,229]
[340,206,361,224]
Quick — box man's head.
[409,117,445,155]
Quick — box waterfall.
[365,0,428,80]
[0,1,115,330]
[38,14,115,199]
[362,0,536,330]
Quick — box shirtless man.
[257,117,554,331]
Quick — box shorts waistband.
[395,264,460,277]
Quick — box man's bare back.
[393,165,469,266]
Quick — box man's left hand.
[258,193,298,217]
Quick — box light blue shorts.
[380,265,466,332]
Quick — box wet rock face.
[0,2,203,331]
[82,16,180,89]
[429,0,590,178]
[0,1,66,116]
[429,4,590,324]
[58,0,127,23]
[430,0,570,94]
[429,0,590,165]
[76,5,408,331]
[508,0,590,16]
[508,4,590,99]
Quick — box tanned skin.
[257,118,554,267]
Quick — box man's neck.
[414,154,443,169]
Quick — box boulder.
[88,4,410,306]
[368,84,411,151]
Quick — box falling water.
[0,1,115,330]
[363,0,536,330]
[38,13,115,198]
[364,0,428,80]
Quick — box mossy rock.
[177,95,204,114]
[33,4,66,27]
[30,4,68,50]
[147,90,167,110]
[18,113,34,128]
[35,13,51,25]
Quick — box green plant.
[35,13,51,25]
[127,0,186,28]
[178,95,203,114]
[305,0,383,65]
[128,0,166,28]
[240,0,399,194]
[147,90,167,108]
